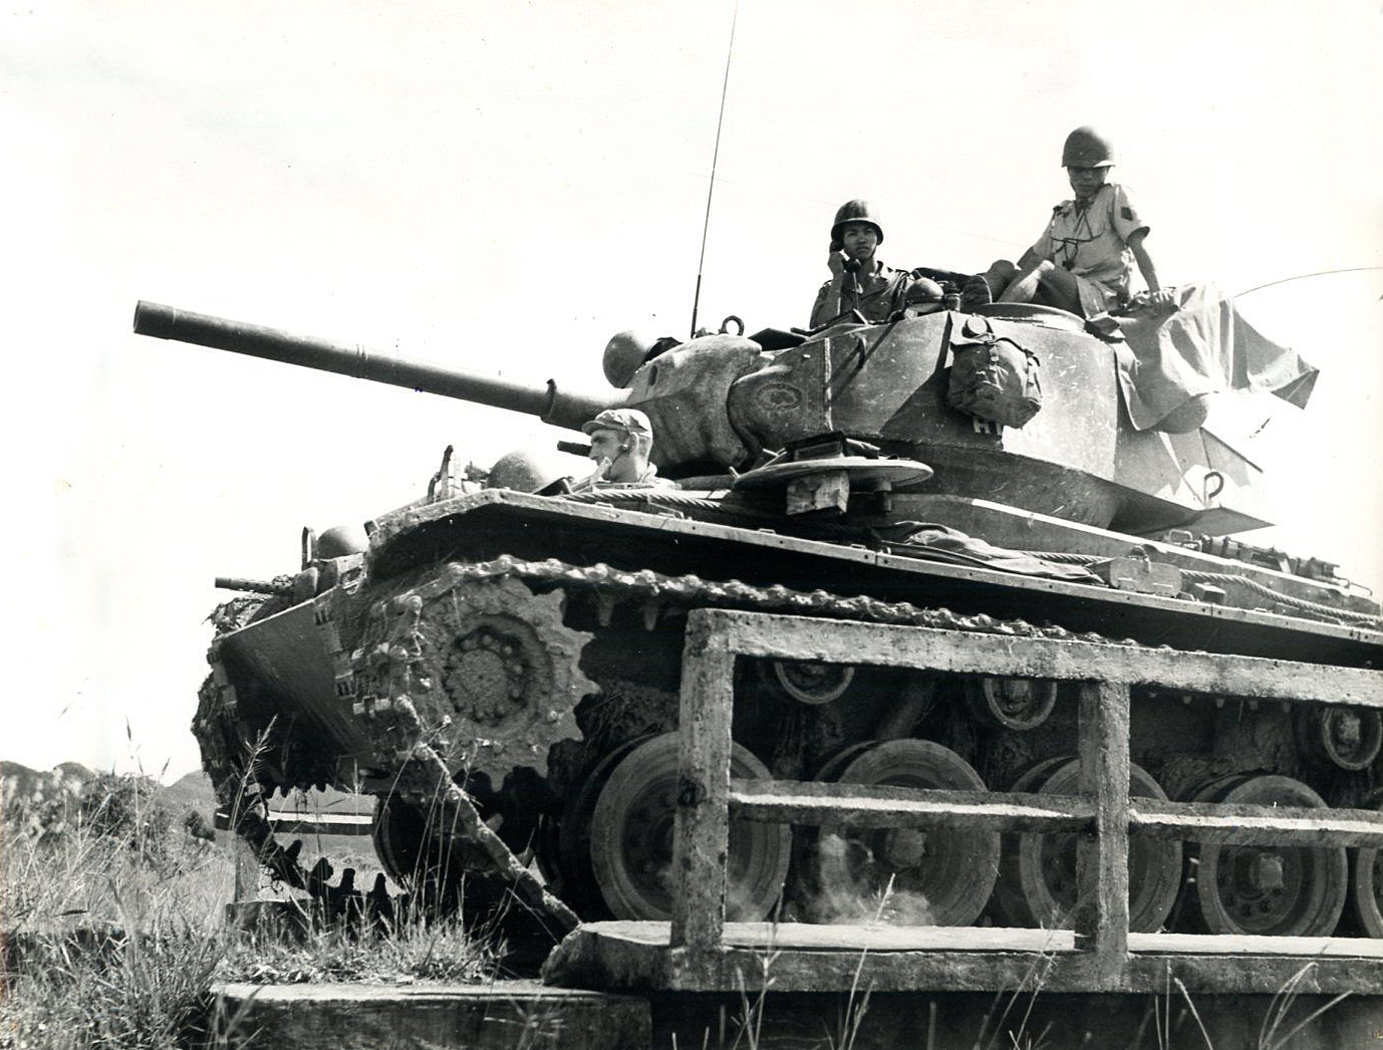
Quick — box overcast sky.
[5,0,1381,780]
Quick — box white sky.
[4,0,1380,780]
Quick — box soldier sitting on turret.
[979,126,1174,317]
[571,408,672,490]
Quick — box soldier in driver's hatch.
[982,126,1174,317]
[571,408,672,490]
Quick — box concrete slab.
[647,989,1383,1050]
[212,980,649,1050]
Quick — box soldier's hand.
[827,249,848,277]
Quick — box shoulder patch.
[1121,206,1134,220]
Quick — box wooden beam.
[544,921,1383,995]
[728,779,1094,832]
[214,810,376,836]
[686,609,1383,707]
[669,616,735,951]
[1074,681,1130,978]
[1129,799,1383,847]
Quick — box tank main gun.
[132,301,613,433]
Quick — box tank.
[133,299,1383,944]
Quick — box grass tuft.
[1,771,501,1049]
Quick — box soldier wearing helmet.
[572,407,671,490]
[809,200,917,328]
[984,127,1172,317]
[811,200,999,326]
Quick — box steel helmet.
[602,330,654,388]
[1061,126,1116,168]
[831,199,884,246]
[315,524,369,558]
[486,448,578,494]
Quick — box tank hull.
[199,490,1383,947]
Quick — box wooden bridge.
[544,607,1383,996]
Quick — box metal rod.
[689,0,740,338]
[133,300,610,432]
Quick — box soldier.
[810,200,999,327]
[573,408,671,490]
[809,200,916,328]
[986,126,1172,316]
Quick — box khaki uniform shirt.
[569,462,673,492]
[810,261,912,328]
[1030,183,1148,312]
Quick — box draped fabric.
[1113,282,1318,432]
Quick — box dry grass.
[0,775,500,1050]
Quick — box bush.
[79,773,173,859]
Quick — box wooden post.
[670,611,735,951]
[233,835,258,904]
[1074,680,1130,986]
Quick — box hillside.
[1,760,95,810]
[3,762,374,816]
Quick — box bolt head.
[1249,852,1285,891]
[882,828,927,870]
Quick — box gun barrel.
[133,301,611,432]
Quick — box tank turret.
[135,299,1271,535]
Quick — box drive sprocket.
[352,574,595,792]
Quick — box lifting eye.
[1203,470,1225,502]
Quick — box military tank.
[133,297,1383,944]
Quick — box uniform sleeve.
[811,277,842,328]
[1110,183,1148,242]
[1028,213,1058,262]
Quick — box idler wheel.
[965,676,1058,731]
[589,733,790,921]
[760,659,855,705]
[1348,789,1383,938]
[808,740,999,926]
[992,758,1181,932]
[1295,704,1383,771]
[1187,775,1347,937]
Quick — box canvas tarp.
[1113,282,1318,431]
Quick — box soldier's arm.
[1127,229,1161,293]
[810,277,845,328]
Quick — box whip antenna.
[1235,266,1383,298]
[690,0,740,339]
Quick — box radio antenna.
[689,0,741,339]
[1235,266,1383,298]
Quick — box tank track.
[195,646,396,924]
[194,554,1134,927]
[196,553,1379,938]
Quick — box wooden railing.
[669,608,1383,992]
